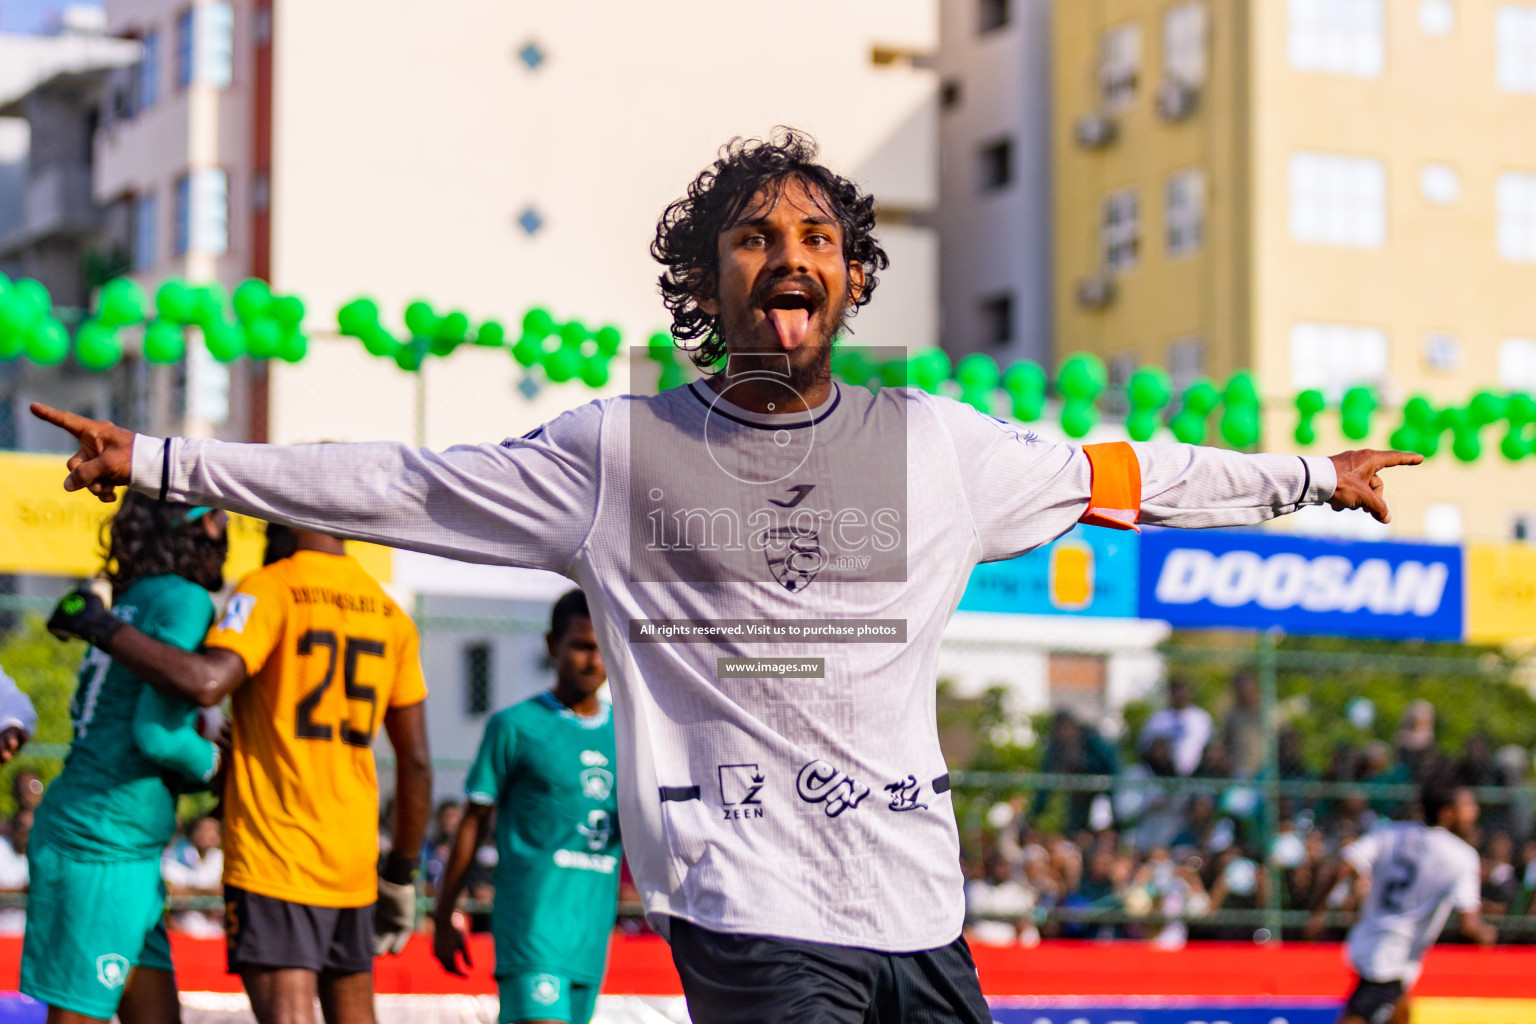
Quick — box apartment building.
[1053,0,1536,542]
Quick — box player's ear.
[545,630,558,661]
[690,270,719,316]
[846,261,865,308]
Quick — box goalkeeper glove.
[374,851,418,956]
[48,587,125,648]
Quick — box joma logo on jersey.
[796,760,869,818]
[718,763,766,819]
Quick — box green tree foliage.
[1129,632,1536,774]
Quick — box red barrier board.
[0,936,1530,999]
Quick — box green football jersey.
[465,692,620,984]
[34,574,217,861]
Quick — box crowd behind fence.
[0,590,1534,946]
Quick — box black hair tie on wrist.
[1298,456,1312,509]
[159,438,171,503]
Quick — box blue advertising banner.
[959,525,1139,618]
[1138,529,1463,640]
[989,1000,1338,1024]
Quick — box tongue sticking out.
[766,307,812,350]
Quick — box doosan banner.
[1138,529,1463,640]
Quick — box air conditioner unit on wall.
[1073,114,1117,150]
[1156,81,1199,122]
[1076,272,1115,309]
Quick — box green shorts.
[498,971,598,1024]
[21,843,173,1020]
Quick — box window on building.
[940,79,962,109]
[1497,172,1536,262]
[1168,337,1206,390]
[195,2,234,89]
[1163,2,1208,86]
[1289,151,1386,248]
[1423,503,1463,542]
[464,643,492,716]
[979,293,1013,346]
[1419,0,1456,35]
[1289,321,1389,399]
[1104,353,1137,414]
[1099,23,1142,111]
[1102,189,1140,272]
[175,8,194,89]
[979,0,1010,34]
[1287,0,1384,77]
[138,30,160,110]
[1514,512,1536,543]
[133,192,157,270]
[1497,4,1536,93]
[1419,163,1460,205]
[173,173,190,255]
[1499,337,1536,391]
[191,168,229,254]
[978,137,1012,190]
[1165,168,1205,257]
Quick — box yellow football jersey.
[205,550,427,907]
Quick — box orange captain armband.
[1079,442,1142,532]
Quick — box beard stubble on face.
[716,272,846,400]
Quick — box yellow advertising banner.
[1466,543,1536,644]
[0,451,390,583]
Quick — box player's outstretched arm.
[431,802,492,976]
[31,402,601,573]
[1131,445,1420,529]
[377,701,432,956]
[48,587,247,707]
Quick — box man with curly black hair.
[38,128,1419,1024]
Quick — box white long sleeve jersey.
[1343,822,1482,984]
[133,381,1336,951]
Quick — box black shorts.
[668,918,991,1024]
[1344,977,1406,1024]
[224,886,374,976]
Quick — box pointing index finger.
[1367,449,1424,471]
[29,402,85,435]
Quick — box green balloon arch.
[1,273,1530,464]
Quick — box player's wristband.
[381,850,418,886]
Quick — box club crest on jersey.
[96,953,128,989]
[217,593,257,634]
[581,765,613,801]
[762,524,824,592]
[528,974,560,1006]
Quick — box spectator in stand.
[1481,832,1519,916]
[1282,829,1340,915]
[1394,699,1439,782]
[422,799,463,894]
[1276,728,1310,780]
[1195,738,1234,780]
[1139,678,1212,777]
[1206,845,1269,941]
[0,809,31,935]
[162,816,224,938]
[1032,711,1118,835]
[1457,732,1500,789]
[964,852,1038,947]
[1121,737,1189,850]
[1358,740,1411,819]
[1224,672,1264,779]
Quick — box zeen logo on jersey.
[1139,530,1463,640]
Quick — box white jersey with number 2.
[1344,821,1481,984]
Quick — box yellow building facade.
[1053,0,1536,542]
